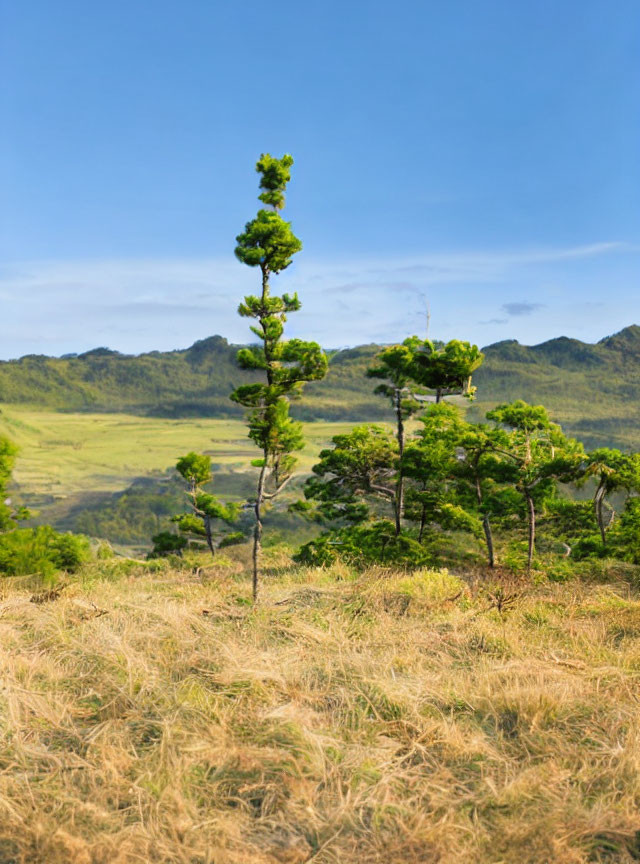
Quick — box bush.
[610,497,640,564]
[218,531,246,549]
[0,526,90,578]
[295,520,431,569]
[149,531,188,558]
[572,534,606,560]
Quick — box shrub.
[218,531,246,549]
[149,531,188,558]
[295,520,431,569]
[0,526,90,578]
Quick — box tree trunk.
[475,470,494,568]
[482,514,495,568]
[204,514,215,558]
[394,388,405,536]
[418,502,427,543]
[252,454,268,603]
[525,490,536,571]
[393,496,402,537]
[594,482,607,545]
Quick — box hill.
[1,326,640,447]
[471,324,640,449]
[0,336,386,422]
[2,554,640,863]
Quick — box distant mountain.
[0,335,387,421]
[0,326,639,449]
[470,325,640,449]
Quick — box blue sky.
[1,0,638,358]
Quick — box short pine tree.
[172,452,239,556]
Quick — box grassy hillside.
[0,408,358,497]
[2,554,640,863]
[0,337,386,422]
[471,325,640,449]
[1,326,640,447]
[0,407,361,547]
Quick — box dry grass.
[1,555,640,863]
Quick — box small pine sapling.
[582,449,640,545]
[172,452,239,556]
[486,400,583,570]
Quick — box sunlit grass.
[1,552,640,862]
[0,404,362,497]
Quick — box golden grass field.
[2,551,640,863]
[0,405,360,499]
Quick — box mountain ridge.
[0,326,639,449]
[6,324,639,364]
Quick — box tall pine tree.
[231,154,328,601]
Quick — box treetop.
[256,153,294,210]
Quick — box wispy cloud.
[502,302,545,317]
[0,241,637,358]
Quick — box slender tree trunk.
[252,452,268,602]
[418,502,427,543]
[204,514,215,558]
[436,388,442,404]
[393,496,402,536]
[598,496,606,546]
[525,489,536,571]
[394,388,405,536]
[482,514,495,568]
[474,469,494,568]
[594,482,607,545]
[251,264,273,604]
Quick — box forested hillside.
[1,325,639,447]
[0,336,386,421]
[471,324,640,449]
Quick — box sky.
[0,0,638,358]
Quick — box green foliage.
[471,325,640,450]
[176,452,212,486]
[487,401,583,487]
[0,433,88,578]
[231,153,328,599]
[300,425,397,523]
[402,404,466,530]
[255,152,294,209]
[610,498,640,563]
[218,531,246,549]
[3,327,640,448]
[150,531,188,558]
[367,343,413,388]
[0,436,30,531]
[72,476,187,546]
[581,448,640,544]
[403,336,484,399]
[0,526,90,578]
[295,520,431,568]
[231,153,327,481]
[545,498,594,541]
[172,453,239,555]
[235,153,301,272]
[367,343,423,415]
[485,400,584,567]
[0,435,18,530]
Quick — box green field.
[0,404,363,500]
